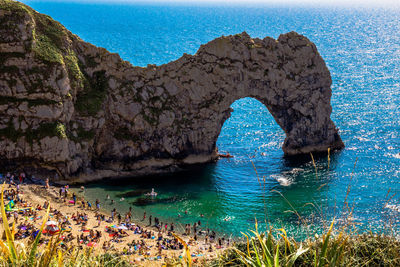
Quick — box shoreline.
[0,179,231,266]
[69,185,242,242]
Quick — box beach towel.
[5,200,14,211]
[32,230,40,238]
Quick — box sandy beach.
[0,180,229,266]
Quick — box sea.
[22,1,400,238]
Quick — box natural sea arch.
[166,32,345,159]
[0,2,344,181]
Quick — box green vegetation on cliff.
[32,34,64,64]
[67,125,95,142]
[0,0,30,17]
[75,70,108,116]
[0,0,66,64]
[0,120,66,144]
[1,0,108,118]
[65,50,85,88]
[31,3,67,64]
[113,126,132,140]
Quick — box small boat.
[219,153,233,158]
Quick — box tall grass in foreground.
[213,223,400,266]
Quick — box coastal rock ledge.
[0,0,344,182]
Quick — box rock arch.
[137,31,344,158]
[0,1,344,181]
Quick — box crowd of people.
[0,171,231,263]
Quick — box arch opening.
[215,97,285,159]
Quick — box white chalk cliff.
[0,0,344,182]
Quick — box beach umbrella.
[46,221,57,226]
[87,242,97,247]
[118,225,128,230]
[45,224,59,235]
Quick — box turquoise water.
[23,1,400,237]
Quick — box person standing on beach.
[72,193,76,205]
[60,186,65,200]
[149,215,152,226]
[129,207,132,217]
[143,211,146,221]
[95,199,100,210]
[127,209,132,221]
[117,213,121,224]
[13,211,18,224]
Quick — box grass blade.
[28,203,50,266]
[172,232,192,267]
[274,244,279,267]
[1,183,17,262]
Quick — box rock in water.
[0,0,344,182]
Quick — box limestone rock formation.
[0,0,344,182]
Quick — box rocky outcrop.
[0,0,344,182]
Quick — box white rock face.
[0,1,344,182]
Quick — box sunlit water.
[23,1,400,237]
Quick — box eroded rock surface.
[0,0,344,182]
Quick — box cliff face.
[0,0,344,182]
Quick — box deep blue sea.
[23,1,400,238]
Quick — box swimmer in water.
[145,188,158,197]
[223,216,232,221]
[150,188,157,196]
[120,197,125,201]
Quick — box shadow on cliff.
[83,163,219,190]
[281,149,342,169]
